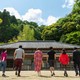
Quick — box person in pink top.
[34,48,43,76]
[0,49,7,77]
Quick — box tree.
[72,0,80,14]
[0,10,19,42]
[62,22,76,34]
[60,31,80,45]
[0,18,3,24]
[17,25,35,41]
[41,23,62,41]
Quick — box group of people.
[0,45,80,77]
[34,47,80,77]
[0,45,25,77]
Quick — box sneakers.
[2,74,6,77]
[15,71,17,75]
[64,72,68,77]
[75,73,80,76]
[75,73,78,76]
[15,71,21,77]
[51,72,55,76]
[17,74,21,77]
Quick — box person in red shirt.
[59,49,69,77]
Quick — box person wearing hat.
[72,47,80,76]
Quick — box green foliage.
[29,22,38,28]
[72,0,80,14]
[41,1,80,45]
[0,18,3,24]
[0,9,42,43]
[1,0,80,45]
[17,25,35,41]
[60,31,80,45]
[62,22,76,34]
[76,24,80,30]
[0,10,19,42]
[41,24,62,41]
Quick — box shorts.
[48,60,54,67]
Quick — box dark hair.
[19,45,22,48]
[49,47,53,50]
[1,48,7,52]
[62,48,66,54]
[74,47,77,50]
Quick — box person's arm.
[66,54,70,65]
[54,53,56,60]
[72,52,75,62]
[46,52,49,62]
[59,54,61,62]
[22,50,25,61]
[14,50,16,60]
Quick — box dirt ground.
[0,71,80,80]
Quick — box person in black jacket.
[72,47,80,76]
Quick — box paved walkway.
[0,71,80,80]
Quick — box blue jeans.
[0,61,6,74]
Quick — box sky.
[0,0,75,26]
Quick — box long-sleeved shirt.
[73,50,80,63]
[1,51,7,61]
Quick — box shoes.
[17,72,21,77]
[75,73,78,76]
[64,72,68,77]
[51,72,55,76]
[15,72,17,75]
[17,74,21,77]
[2,74,6,77]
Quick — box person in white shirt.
[14,45,25,77]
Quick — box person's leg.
[64,65,68,77]
[50,67,55,76]
[50,67,53,75]
[74,62,78,76]
[48,60,55,76]
[51,60,55,76]
[77,63,80,76]
[48,60,52,76]
[14,59,18,75]
[38,71,41,76]
[2,61,6,77]
[38,63,42,76]
[0,62,2,70]
[63,65,66,76]
[50,67,53,76]
[52,67,55,75]
[18,59,22,76]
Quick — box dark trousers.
[62,65,67,74]
[14,59,23,75]
[74,62,80,74]
[60,64,68,77]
